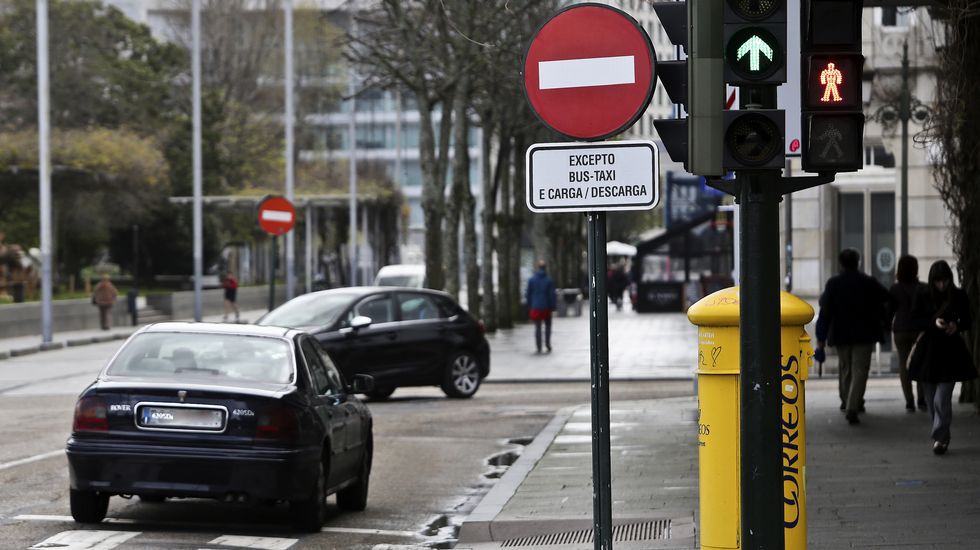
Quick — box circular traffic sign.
[523,3,656,141]
[257,195,296,236]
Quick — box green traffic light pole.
[710,95,834,550]
[587,211,613,550]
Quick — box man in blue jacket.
[815,248,891,425]
[526,260,557,353]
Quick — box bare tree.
[925,2,980,409]
[351,0,456,290]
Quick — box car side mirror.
[340,315,373,335]
[351,374,375,394]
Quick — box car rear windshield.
[377,275,423,287]
[106,332,294,385]
[258,292,355,328]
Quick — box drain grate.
[501,519,671,547]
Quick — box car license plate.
[138,406,225,431]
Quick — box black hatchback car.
[257,287,490,400]
[66,322,374,532]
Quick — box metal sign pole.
[269,235,277,312]
[36,0,52,343]
[191,0,203,322]
[587,211,613,550]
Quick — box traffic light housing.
[724,0,787,85]
[801,0,865,172]
[653,1,725,177]
[720,0,787,171]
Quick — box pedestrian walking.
[909,260,976,455]
[92,274,118,330]
[222,270,240,323]
[607,263,629,311]
[815,248,891,425]
[526,260,557,354]
[888,255,931,412]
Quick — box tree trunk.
[510,131,527,323]
[497,135,514,329]
[480,115,497,332]
[418,95,445,291]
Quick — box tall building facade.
[784,6,953,299]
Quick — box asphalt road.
[0,340,691,549]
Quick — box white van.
[374,264,426,288]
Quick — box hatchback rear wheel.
[441,351,481,398]
[70,489,108,523]
[365,387,395,401]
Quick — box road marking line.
[29,530,140,550]
[320,526,419,538]
[260,210,293,223]
[0,449,63,471]
[15,516,418,539]
[208,535,298,549]
[538,55,635,90]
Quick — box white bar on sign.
[538,55,635,90]
[261,210,293,223]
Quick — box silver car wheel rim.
[452,355,478,394]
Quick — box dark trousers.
[894,331,926,407]
[98,305,112,330]
[838,343,873,414]
[534,318,552,352]
[923,381,955,444]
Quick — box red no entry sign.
[523,3,657,141]
[257,195,296,236]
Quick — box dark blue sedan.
[66,322,374,532]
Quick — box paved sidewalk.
[0,309,268,361]
[485,307,698,381]
[457,378,980,549]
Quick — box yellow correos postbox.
[687,286,814,550]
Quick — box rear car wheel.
[441,351,481,398]
[336,437,371,511]
[365,387,395,401]
[290,457,328,532]
[70,489,109,523]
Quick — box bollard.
[687,286,814,550]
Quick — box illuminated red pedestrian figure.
[820,62,843,102]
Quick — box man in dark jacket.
[815,248,891,424]
[526,260,557,353]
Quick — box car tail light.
[73,396,108,433]
[255,405,299,442]
[477,320,486,334]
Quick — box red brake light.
[73,396,108,433]
[255,405,299,441]
[478,320,486,334]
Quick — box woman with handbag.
[889,255,932,412]
[909,260,977,455]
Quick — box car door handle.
[386,332,397,340]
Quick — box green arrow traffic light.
[736,35,774,72]
[725,27,782,82]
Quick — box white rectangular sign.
[526,140,660,213]
[538,55,636,90]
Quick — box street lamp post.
[870,42,931,259]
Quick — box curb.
[9,346,40,358]
[458,405,578,544]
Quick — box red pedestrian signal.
[801,1,865,172]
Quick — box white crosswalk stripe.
[206,535,298,549]
[29,530,140,550]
